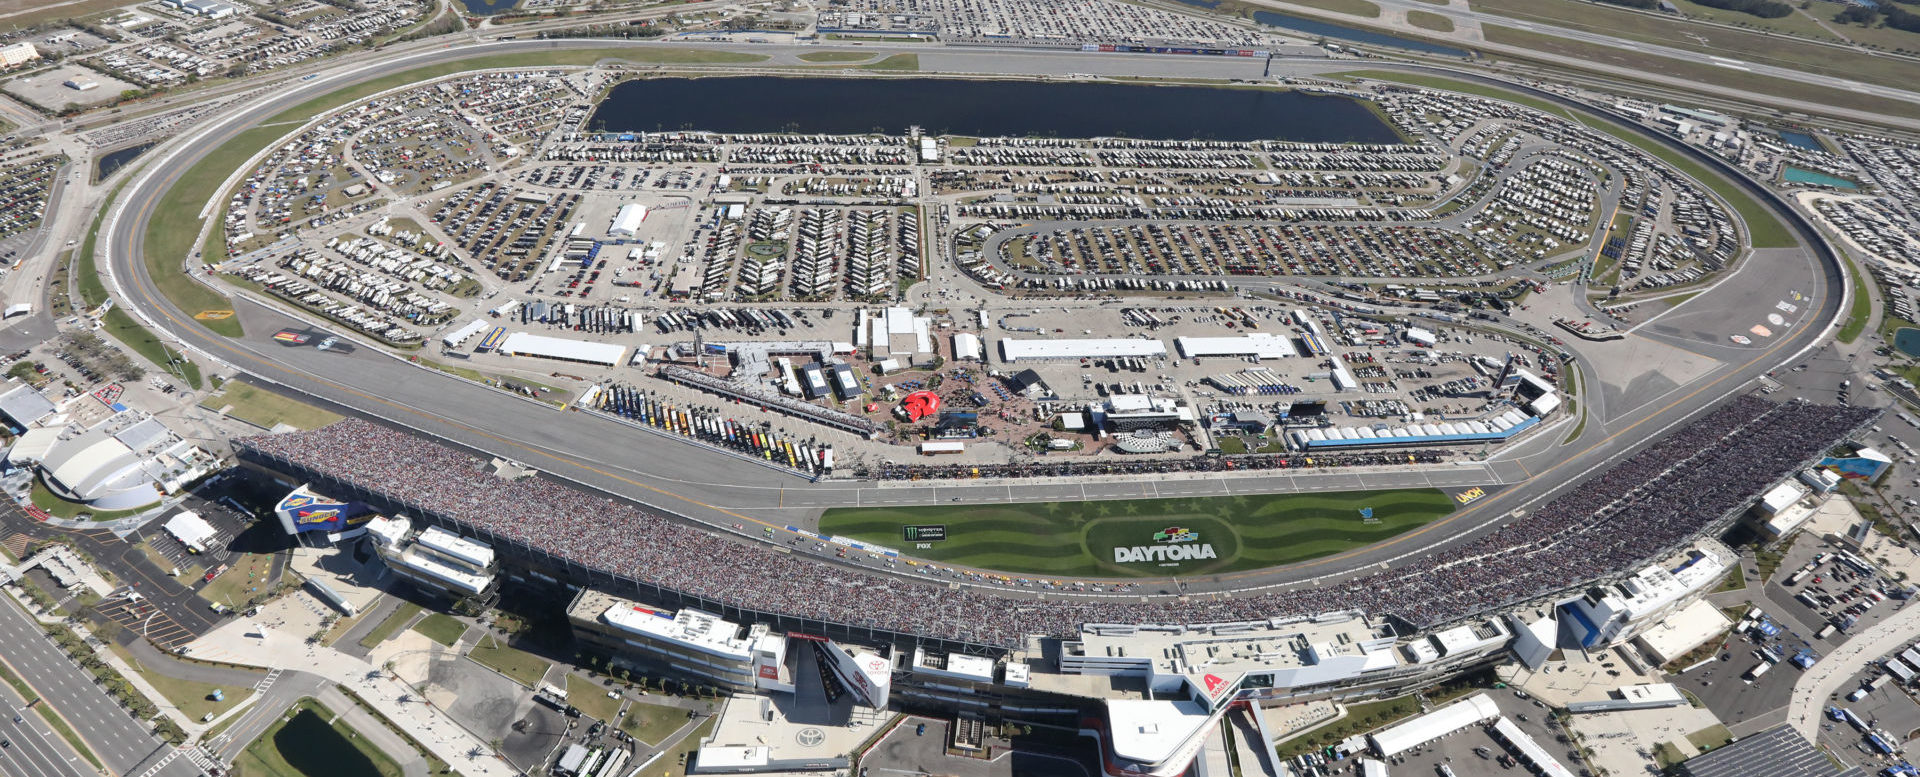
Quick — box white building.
[365,515,499,599]
[0,42,39,68]
[997,337,1167,362]
[609,203,648,237]
[24,411,216,510]
[1558,542,1732,649]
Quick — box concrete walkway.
[186,618,515,777]
[317,685,429,777]
[1786,597,1920,741]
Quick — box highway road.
[100,41,1848,600]
[0,595,199,777]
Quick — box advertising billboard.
[274,485,373,535]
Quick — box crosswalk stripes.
[254,667,281,693]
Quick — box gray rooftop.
[0,385,54,427]
[1676,725,1866,777]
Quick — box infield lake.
[589,77,1404,143]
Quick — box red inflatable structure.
[900,391,941,422]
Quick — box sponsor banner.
[903,525,947,542]
[1114,526,1218,564]
[1453,486,1487,505]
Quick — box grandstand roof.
[498,332,626,366]
[1369,694,1500,757]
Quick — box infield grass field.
[820,488,1456,578]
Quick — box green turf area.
[198,552,275,610]
[110,645,253,720]
[620,699,692,746]
[1480,24,1920,122]
[859,53,919,71]
[411,613,467,646]
[29,478,155,521]
[467,635,550,688]
[797,51,875,63]
[199,382,341,430]
[233,699,404,777]
[358,603,421,649]
[1468,0,1920,96]
[101,306,204,389]
[1839,249,1872,344]
[567,674,621,723]
[1404,9,1454,32]
[820,489,1455,577]
[660,715,715,770]
[1338,70,1792,249]
[76,182,124,310]
[1270,0,1381,17]
[1687,723,1734,751]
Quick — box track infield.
[818,488,1457,578]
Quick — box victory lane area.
[819,488,1459,578]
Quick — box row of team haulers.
[584,383,833,475]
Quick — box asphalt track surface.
[103,40,1847,599]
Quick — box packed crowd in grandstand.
[237,396,1874,647]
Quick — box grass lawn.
[197,552,275,610]
[797,51,875,62]
[75,182,123,310]
[467,635,550,688]
[101,306,205,389]
[1271,0,1381,17]
[411,612,468,647]
[1481,24,1920,121]
[29,478,155,521]
[663,716,716,770]
[234,699,404,777]
[820,488,1455,577]
[1839,249,1873,344]
[621,699,692,746]
[358,602,422,649]
[1713,564,1746,593]
[111,643,253,720]
[198,382,340,430]
[567,673,621,723]
[1687,723,1734,751]
[1404,9,1454,32]
[860,54,919,71]
[1276,695,1419,757]
[1469,0,1920,95]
